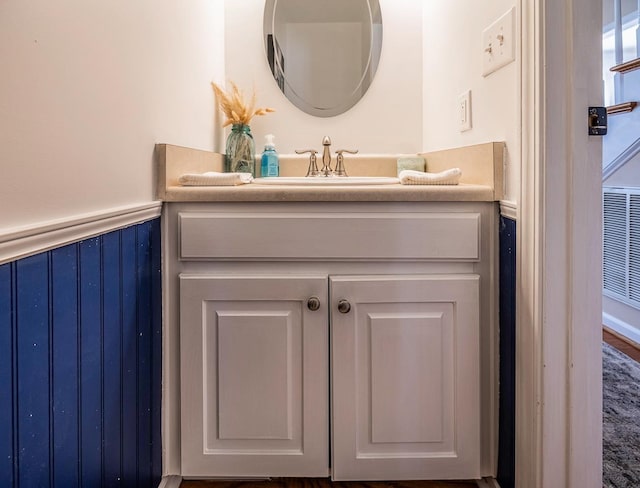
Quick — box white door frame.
[518,0,603,486]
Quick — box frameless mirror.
[264,0,383,118]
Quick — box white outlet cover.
[458,90,472,132]
[482,7,515,77]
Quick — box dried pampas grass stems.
[211,81,274,127]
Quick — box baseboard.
[604,325,640,347]
[160,476,495,488]
[0,201,162,265]
[476,477,501,488]
[158,475,182,488]
[603,312,640,346]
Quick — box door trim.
[518,0,603,486]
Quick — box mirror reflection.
[264,0,383,118]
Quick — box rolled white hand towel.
[178,171,253,186]
[399,168,462,185]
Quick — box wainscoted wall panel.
[0,262,14,487]
[497,215,516,488]
[0,218,162,488]
[52,245,81,487]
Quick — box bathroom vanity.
[159,143,503,481]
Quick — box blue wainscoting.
[0,218,162,488]
[497,215,516,488]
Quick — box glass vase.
[225,124,255,176]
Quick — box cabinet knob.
[307,296,321,311]
[337,299,351,314]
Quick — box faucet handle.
[334,149,358,177]
[295,149,320,177]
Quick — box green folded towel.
[396,157,426,175]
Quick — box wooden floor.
[181,479,478,488]
[603,328,640,362]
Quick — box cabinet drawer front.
[179,212,480,260]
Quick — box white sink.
[252,176,400,186]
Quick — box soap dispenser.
[260,134,279,177]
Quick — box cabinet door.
[180,275,329,477]
[330,275,480,480]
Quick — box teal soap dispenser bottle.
[260,134,279,177]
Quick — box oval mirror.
[264,0,383,118]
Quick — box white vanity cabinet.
[164,201,497,481]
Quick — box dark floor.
[181,479,478,488]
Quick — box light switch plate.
[482,7,515,77]
[458,90,472,132]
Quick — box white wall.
[224,0,517,199]
[603,70,640,182]
[422,2,520,203]
[224,0,423,155]
[0,0,520,234]
[0,0,225,233]
[604,153,640,187]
